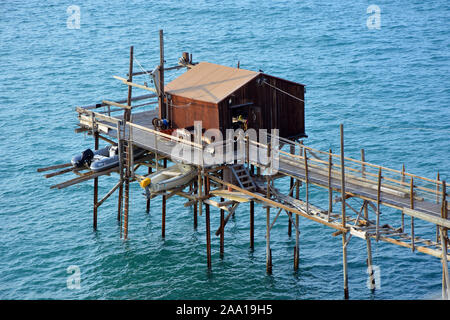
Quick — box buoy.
[140,177,151,189]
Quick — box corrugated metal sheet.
[165,62,260,104]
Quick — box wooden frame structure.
[38,30,450,300]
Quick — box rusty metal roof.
[165,62,260,104]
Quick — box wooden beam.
[113,76,157,93]
[102,100,132,110]
[37,163,72,172]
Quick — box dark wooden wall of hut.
[218,75,305,139]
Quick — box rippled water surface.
[0,0,449,299]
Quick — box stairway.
[230,164,257,192]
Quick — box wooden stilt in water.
[288,177,293,237]
[340,124,349,299]
[410,177,415,252]
[266,142,273,274]
[193,181,198,230]
[93,131,99,230]
[288,144,294,237]
[366,218,376,291]
[205,175,212,269]
[376,168,382,242]
[294,179,300,271]
[219,169,224,257]
[162,158,167,238]
[250,200,254,250]
[220,199,225,258]
[198,167,202,217]
[304,148,309,214]
[328,149,333,222]
[436,172,440,243]
[441,181,449,300]
[146,166,152,213]
[401,164,405,232]
[122,45,133,240]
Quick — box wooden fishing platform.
[38,30,449,299]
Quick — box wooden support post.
[146,166,152,213]
[410,177,415,252]
[441,199,449,300]
[340,125,346,228]
[340,124,349,300]
[441,181,449,300]
[220,198,225,258]
[294,179,300,271]
[361,150,369,221]
[289,176,293,237]
[205,175,212,269]
[219,169,224,256]
[436,172,440,243]
[366,234,376,291]
[193,181,198,230]
[198,167,202,216]
[122,45,133,240]
[328,149,333,222]
[93,131,99,230]
[288,144,295,237]
[304,148,309,214]
[158,29,166,120]
[401,164,405,232]
[162,159,167,238]
[250,200,254,250]
[376,168,382,242]
[266,176,272,274]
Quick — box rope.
[133,56,159,94]
[262,80,305,103]
[308,102,450,134]
[263,79,449,134]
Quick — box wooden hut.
[164,62,306,139]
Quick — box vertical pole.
[205,175,211,269]
[361,150,368,221]
[146,166,152,213]
[440,199,449,300]
[441,181,449,299]
[162,158,167,238]
[93,131,99,230]
[158,29,166,120]
[294,179,300,271]
[304,148,309,214]
[123,45,133,240]
[340,124,349,300]
[410,177,415,252]
[340,124,346,228]
[288,144,294,237]
[193,181,198,229]
[401,164,405,231]
[198,167,202,217]
[376,168,381,242]
[362,148,375,289]
[436,172,440,243]
[366,204,376,291]
[328,149,333,222]
[250,200,254,250]
[220,201,224,258]
[266,176,272,274]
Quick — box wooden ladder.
[230,164,257,192]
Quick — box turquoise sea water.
[0,0,449,299]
